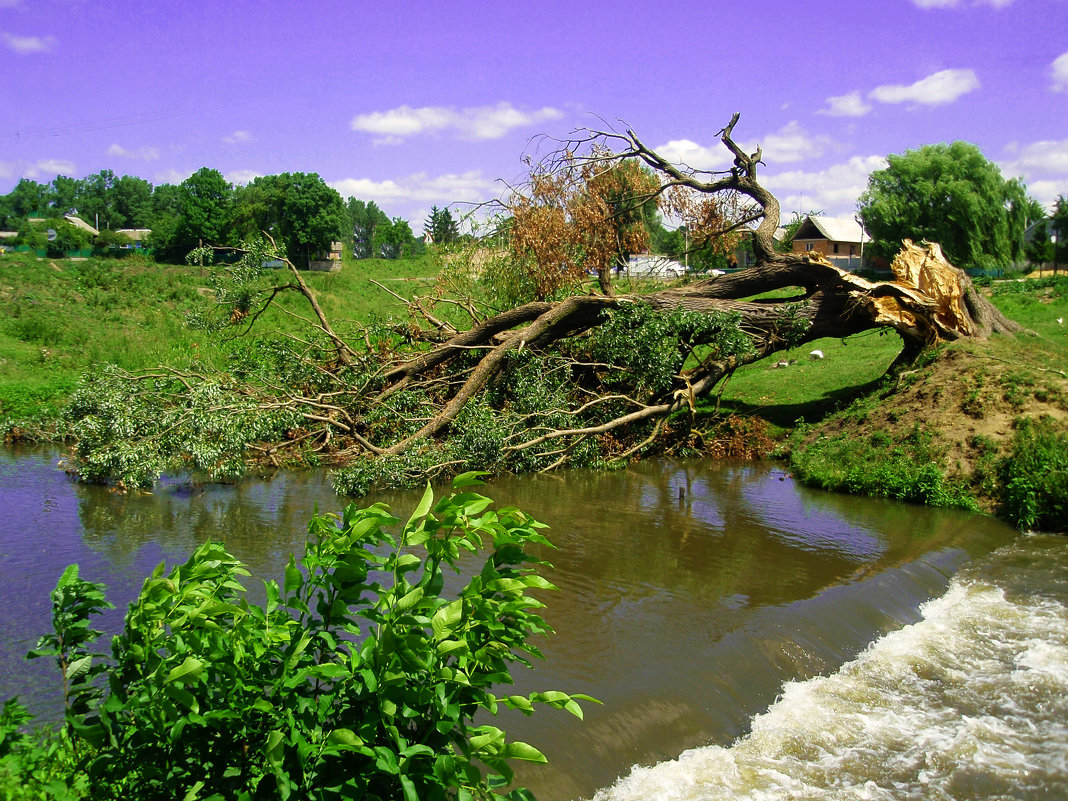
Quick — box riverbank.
[2,252,1065,530]
[782,276,1068,531]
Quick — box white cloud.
[1002,137,1068,175]
[1026,180,1068,210]
[869,68,980,106]
[350,102,564,142]
[225,169,262,186]
[749,121,834,163]
[652,139,731,171]
[108,143,159,161]
[2,32,56,54]
[224,130,253,144]
[820,91,873,117]
[1051,52,1068,93]
[330,171,495,205]
[2,158,78,182]
[36,158,76,175]
[763,155,888,216]
[153,168,190,186]
[653,122,834,172]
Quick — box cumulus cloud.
[1003,137,1068,175]
[36,158,76,175]
[1000,137,1068,207]
[1051,52,1068,93]
[108,143,160,161]
[820,91,873,117]
[330,170,495,205]
[224,130,253,144]
[2,158,78,182]
[750,121,835,163]
[225,169,262,186]
[153,168,191,186]
[350,102,564,143]
[1026,180,1068,209]
[653,122,834,172]
[869,68,980,106]
[652,139,731,171]
[2,32,56,54]
[763,155,888,217]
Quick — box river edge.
[0,448,1023,800]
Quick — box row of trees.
[0,169,436,267]
[2,141,1055,273]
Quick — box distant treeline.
[0,169,459,267]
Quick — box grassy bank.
[0,250,433,437]
[782,276,1068,530]
[3,250,1065,528]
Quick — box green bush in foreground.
[789,427,978,512]
[2,475,592,800]
[999,416,1068,532]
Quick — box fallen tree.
[64,114,1022,494]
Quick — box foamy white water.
[594,536,1068,801]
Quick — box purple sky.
[2,0,1067,230]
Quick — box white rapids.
[593,536,1068,801]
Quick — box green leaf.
[394,586,424,612]
[264,730,284,769]
[400,775,418,801]
[327,728,364,748]
[405,482,435,529]
[451,471,488,488]
[165,656,205,684]
[284,558,304,595]
[505,695,534,713]
[469,726,505,753]
[435,639,469,657]
[501,741,547,763]
[432,598,464,639]
[64,655,92,681]
[394,553,422,573]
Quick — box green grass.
[788,424,979,511]
[711,330,904,428]
[0,250,437,431]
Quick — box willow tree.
[65,114,1022,494]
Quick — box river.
[1,447,1063,800]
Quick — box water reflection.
[0,448,1016,800]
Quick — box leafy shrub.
[998,416,1068,531]
[6,477,592,799]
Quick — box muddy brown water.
[2,447,1041,800]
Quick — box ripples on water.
[3,449,1061,800]
[595,536,1068,801]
